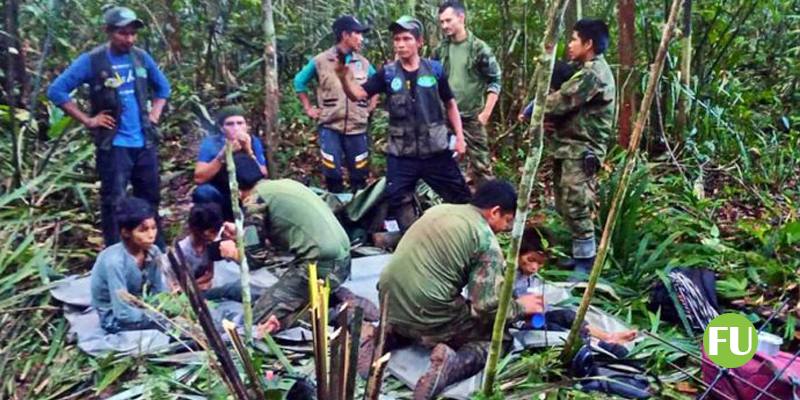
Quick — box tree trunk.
[617,0,636,148]
[262,0,279,177]
[481,0,571,396]
[560,0,685,363]
[164,0,183,63]
[3,0,23,188]
[675,0,692,137]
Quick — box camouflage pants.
[385,315,493,357]
[252,256,351,326]
[460,116,493,185]
[553,158,596,240]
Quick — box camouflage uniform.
[433,31,502,185]
[378,204,522,344]
[544,54,615,259]
[242,179,351,326]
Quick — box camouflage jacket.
[432,31,502,116]
[545,54,616,160]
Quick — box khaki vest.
[314,47,371,134]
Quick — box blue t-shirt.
[197,133,268,167]
[47,47,171,148]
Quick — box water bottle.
[526,286,546,329]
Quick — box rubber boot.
[569,237,597,282]
[413,344,487,400]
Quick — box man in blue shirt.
[47,6,171,247]
[193,105,268,220]
[294,15,378,193]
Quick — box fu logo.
[703,313,758,368]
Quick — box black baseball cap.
[333,15,370,37]
[389,15,423,38]
[103,6,144,29]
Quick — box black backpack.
[648,267,720,334]
[570,342,657,399]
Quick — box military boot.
[413,344,486,400]
[569,236,597,282]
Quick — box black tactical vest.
[384,59,450,158]
[88,44,157,149]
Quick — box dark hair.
[188,203,224,234]
[470,179,517,213]
[573,19,610,55]
[551,60,576,91]
[438,1,466,15]
[115,197,155,232]
[520,226,552,255]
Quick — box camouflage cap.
[103,6,144,29]
[216,105,247,127]
[389,15,423,38]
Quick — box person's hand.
[454,136,467,157]
[196,269,213,291]
[254,315,281,338]
[148,110,161,125]
[222,222,237,240]
[477,110,491,126]
[516,293,544,315]
[517,112,528,123]
[86,111,116,130]
[305,106,321,120]
[219,239,239,260]
[169,281,182,294]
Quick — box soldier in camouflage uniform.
[357,180,543,400]
[219,176,368,334]
[434,1,502,186]
[544,19,615,278]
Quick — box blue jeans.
[96,146,163,248]
[319,127,369,192]
[192,183,234,221]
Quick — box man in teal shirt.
[294,15,378,193]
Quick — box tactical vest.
[314,47,371,134]
[384,59,449,158]
[88,44,157,150]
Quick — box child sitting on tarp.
[514,226,637,344]
[172,203,246,302]
[90,197,169,333]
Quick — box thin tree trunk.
[560,0,685,363]
[262,0,279,177]
[675,0,691,139]
[4,0,23,188]
[481,0,571,395]
[225,144,253,343]
[164,0,183,63]
[617,0,636,148]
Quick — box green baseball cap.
[389,15,423,37]
[216,105,247,127]
[103,6,144,29]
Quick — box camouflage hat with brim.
[104,6,144,29]
[389,15,423,38]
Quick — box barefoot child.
[516,226,637,344]
[90,197,168,332]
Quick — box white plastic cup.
[758,331,783,356]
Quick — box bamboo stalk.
[345,306,363,400]
[365,353,391,400]
[223,319,267,399]
[559,0,686,363]
[224,140,253,343]
[675,0,692,136]
[481,0,571,396]
[167,248,250,400]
